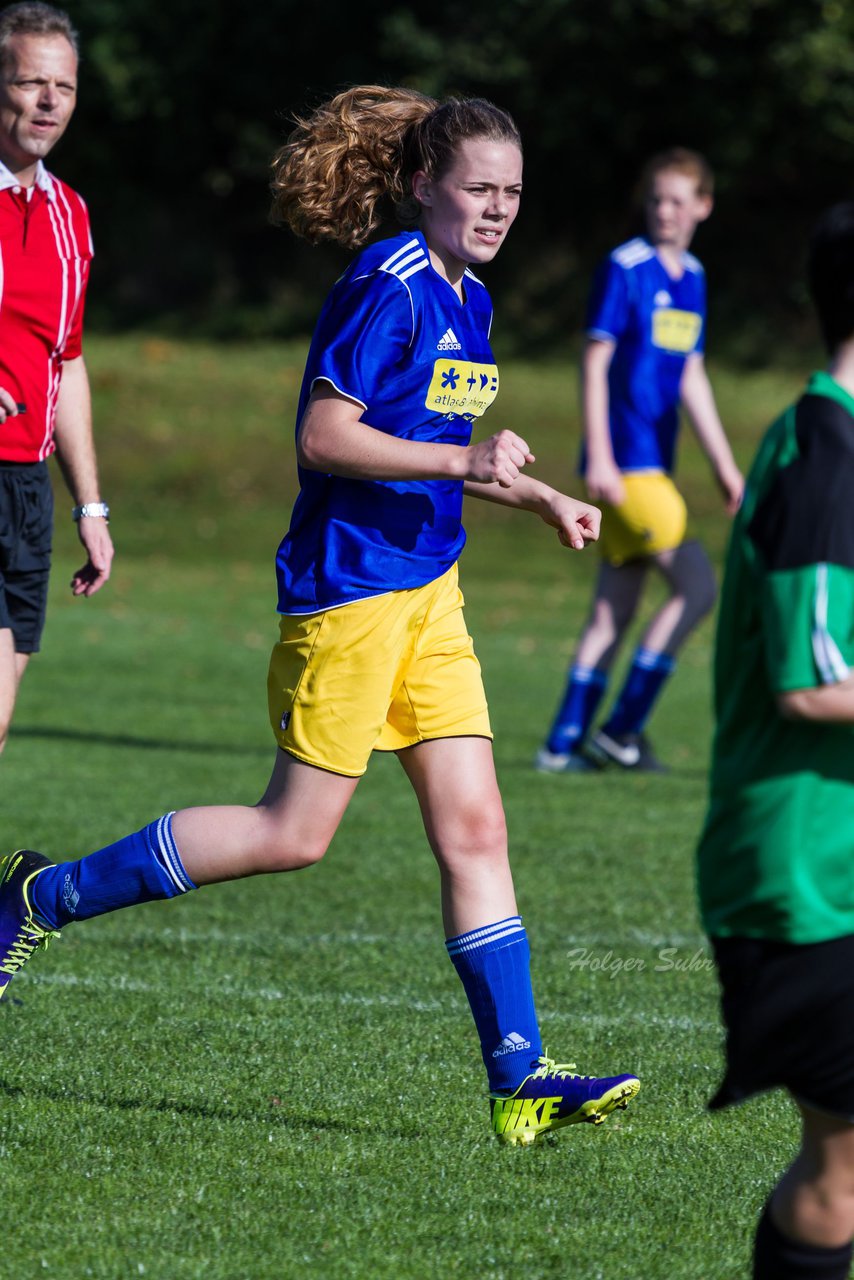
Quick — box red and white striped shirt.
[0,158,93,462]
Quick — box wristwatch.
[72,502,110,521]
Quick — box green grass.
[1,337,812,1278]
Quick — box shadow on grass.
[0,1071,418,1140]
[11,726,271,757]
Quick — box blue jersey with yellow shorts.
[269,230,499,774]
[583,237,706,564]
[276,230,499,614]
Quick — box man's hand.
[70,515,114,596]
[463,430,535,487]
[0,386,21,423]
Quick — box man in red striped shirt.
[0,2,113,752]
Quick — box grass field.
[1,337,811,1279]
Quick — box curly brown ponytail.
[270,86,436,249]
[271,86,522,250]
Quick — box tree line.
[58,0,853,358]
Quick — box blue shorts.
[0,462,53,653]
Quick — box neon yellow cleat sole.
[491,1057,641,1146]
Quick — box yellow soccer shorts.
[590,470,688,566]
[267,564,492,777]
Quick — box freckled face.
[413,137,523,284]
[0,34,77,180]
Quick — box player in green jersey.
[697,202,854,1280]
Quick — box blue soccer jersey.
[583,237,706,474]
[276,230,500,613]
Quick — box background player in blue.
[0,86,639,1145]
[537,149,743,773]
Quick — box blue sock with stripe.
[602,647,675,736]
[446,916,543,1093]
[545,664,608,754]
[29,813,196,930]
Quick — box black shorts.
[0,461,53,654]
[710,934,854,1120]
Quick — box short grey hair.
[0,3,79,70]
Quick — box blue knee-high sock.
[30,813,196,930]
[545,665,608,754]
[446,917,543,1093]
[602,647,675,736]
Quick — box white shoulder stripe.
[351,254,417,346]
[379,238,423,274]
[812,563,851,684]
[55,182,80,257]
[397,259,429,281]
[380,249,424,278]
[612,238,654,269]
[682,251,704,274]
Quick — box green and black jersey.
[698,372,854,943]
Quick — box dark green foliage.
[57,1,852,354]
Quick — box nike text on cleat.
[491,1055,640,1146]
[0,850,60,998]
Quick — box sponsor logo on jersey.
[425,359,499,418]
[437,328,462,351]
[651,308,702,353]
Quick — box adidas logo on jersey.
[492,1031,533,1058]
[437,328,462,351]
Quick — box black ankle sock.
[753,1202,853,1279]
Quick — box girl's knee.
[811,1179,854,1242]
[591,597,634,639]
[256,828,331,872]
[440,798,508,866]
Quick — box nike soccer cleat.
[0,850,59,998]
[587,730,668,773]
[534,747,602,774]
[491,1056,640,1146]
